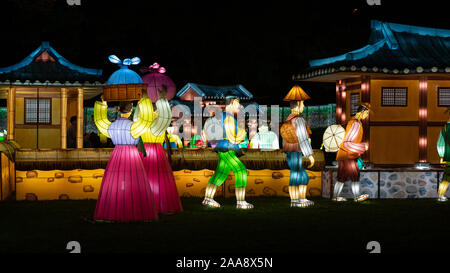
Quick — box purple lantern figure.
[141,63,176,102]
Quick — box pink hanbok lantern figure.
[141,62,176,102]
[94,97,158,222]
[93,55,158,222]
[134,84,183,214]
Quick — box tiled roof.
[294,20,450,80]
[0,42,103,86]
[176,83,253,100]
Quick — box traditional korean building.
[176,82,253,107]
[0,42,103,149]
[294,20,450,166]
[174,83,260,144]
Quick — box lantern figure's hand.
[307,155,315,168]
[100,95,107,106]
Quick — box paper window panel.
[381,87,407,106]
[350,93,360,116]
[25,98,51,124]
[438,87,450,106]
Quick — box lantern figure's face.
[290,100,304,115]
[360,109,369,120]
[227,99,241,114]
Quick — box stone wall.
[322,169,445,199]
[15,169,323,201]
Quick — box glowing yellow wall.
[16,169,103,201]
[52,98,61,125]
[1,153,14,200]
[15,129,60,149]
[370,126,419,164]
[174,169,322,198]
[14,96,61,149]
[15,97,24,124]
[15,169,323,201]
[370,79,419,122]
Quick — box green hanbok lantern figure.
[202,93,253,210]
[436,108,450,201]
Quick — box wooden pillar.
[418,77,428,162]
[77,88,83,148]
[6,87,15,141]
[336,81,341,125]
[60,88,68,149]
[361,76,371,162]
[340,80,347,125]
[336,80,348,125]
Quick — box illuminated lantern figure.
[333,103,370,202]
[141,62,176,103]
[202,93,253,209]
[280,85,315,208]
[164,126,184,148]
[250,121,279,150]
[436,107,450,201]
[93,97,157,222]
[134,85,183,214]
[93,55,159,222]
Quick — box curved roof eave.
[0,41,102,76]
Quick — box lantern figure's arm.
[249,133,259,149]
[437,128,446,158]
[295,117,313,157]
[343,120,365,154]
[131,97,154,139]
[224,116,246,145]
[150,98,172,137]
[94,101,112,138]
[170,134,183,148]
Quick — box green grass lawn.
[0,197,449,253]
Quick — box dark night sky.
[1,0,449,106]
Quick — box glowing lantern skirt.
[322,124,346,152]
[142,63,176,102]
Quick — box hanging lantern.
[103,55,147,101]
[141,62,176,102]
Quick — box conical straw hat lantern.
[283,85,311,101]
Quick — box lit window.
[25,98,51,124]
[381,87,407,106]
[350,93,360,116]
[438,87,450,107]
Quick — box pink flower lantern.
[141,62,176,102]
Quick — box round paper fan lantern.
[141,62,176,102]
[322,124,346,152]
